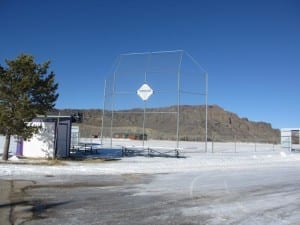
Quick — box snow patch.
[280,151,287,158]
[8,155,20,161]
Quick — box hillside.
[52,105,280,143]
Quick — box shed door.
[56,123,69,158]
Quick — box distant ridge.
[52,105,280,143]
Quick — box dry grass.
[0,155,119,165]
[0,157,66,166]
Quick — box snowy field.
[1,138,300,225]
[0,138,292,176]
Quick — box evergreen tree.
[0,54,59,160]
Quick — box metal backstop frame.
[101,50,208,152]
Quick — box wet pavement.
[1,164,300,225]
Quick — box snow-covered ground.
[1,139,300,225]
[0,138,296,177]
[0,138,298,178]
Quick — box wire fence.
[101,50,208,150]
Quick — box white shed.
[22,116,72,158]
[281,128,300,151]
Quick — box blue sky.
[0,0,299,128]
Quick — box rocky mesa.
[54,105,280,143]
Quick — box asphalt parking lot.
[2,163,300,225]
